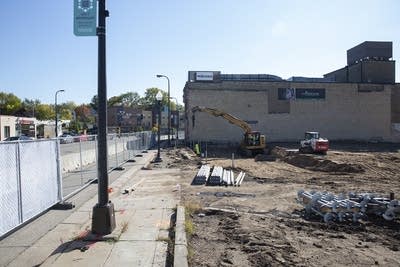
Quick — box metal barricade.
[0,131,155,238]
[60,131,154,199]
[0,139,62,237]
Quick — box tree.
[120,92,141,107]
[35,104,54,120]
[59,101,76,120]
[0,92,22,115]
[108,92,141,107]
[90,95,98,111]
[21,98,41,117]
[139,88,167,109]
[75,104,93,123]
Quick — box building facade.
[0,116,37,140]
[184,42,400,143]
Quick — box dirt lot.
[161,143,400,266]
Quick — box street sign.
[74,0,97,36]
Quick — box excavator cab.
[244,132,261,146]
[243,132,266,154]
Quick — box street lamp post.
[170,97,179,142]
[91,0,116,235]
[154,91,163,162]
[55,89,65,138]
[156,74,170,147]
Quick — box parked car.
[59,133,74,144]
[4,135,33,141]
[73,133,88,142]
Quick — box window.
[4,126,10,139]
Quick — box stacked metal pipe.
[348,192,400,221]
[235,171,246,186]
[297,190,400,223]
[193,165,211,185]
[221,169,234,186]
[192,165,247,187]
[208,166,224,185]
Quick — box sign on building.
[278,88,295,100]
[74,0,97,36]
[295,88,326,99]
[196,72,214,81]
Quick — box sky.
[0,0,399,105]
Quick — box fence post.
[79,138,83,185]
[115,135,118,168]
[55,139,63,201]
[16,143,23,224]
[95,135,98,169]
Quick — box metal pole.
[170,97,179,143]
[92,0,115,235]
[79,139,83,185]
[54,90,64,138]
[167,77,170,147]
[154,101,162,162]
[156,74,171,146]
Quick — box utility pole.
[91,0,115,235]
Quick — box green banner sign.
[74,0,97,36]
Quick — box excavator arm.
[191,106,253,133]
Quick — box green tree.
[59,101,76,120]
[90,95,98,111]
[0,92,22,115]
[139,88,167,109]
[108,92,141,107]
[119,92,141,107]
[21,98,41,117]
[35,104,54,120]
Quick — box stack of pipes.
[193,165,211,185]
[235,172,246,186]
[349,192,400,221]
[208,166,223,185]
[221,169,234,186]
[298,190,400,223]
[297,190,362,223]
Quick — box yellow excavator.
[191,106,266,155]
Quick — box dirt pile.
[164,147,201,169]
[272,146,364,173]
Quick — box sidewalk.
[1,150,184,267]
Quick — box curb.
[174,205,188,267]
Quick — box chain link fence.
[61,131,154,198]
[0,139,62,237]
[0,131,155,238]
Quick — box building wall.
[0,116,17,140]
[324,61,395,84]
[185,81,398,143]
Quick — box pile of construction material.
[192,165,211,185]
[193,165,246,186]
[297,189,400,223]
[208,166,224,185]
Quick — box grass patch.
[184,201,203,238]
[184,201,203,215]
[185,219,195,237]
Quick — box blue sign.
[74,0,97,36]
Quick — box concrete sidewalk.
[1,150,185,267]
